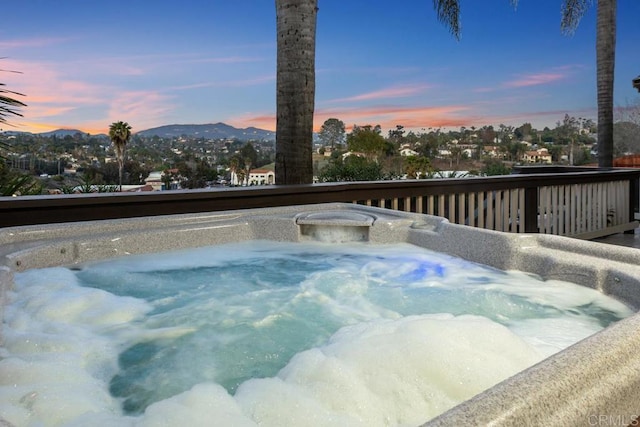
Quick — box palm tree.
[274,0,475,185]
[228,155,240,185]
[558,0,616,168]
[274,1,615,183]
[275,0,318,185]
[108,121,132,191]
[595,0,616,168]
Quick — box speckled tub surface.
[1,203,640,426]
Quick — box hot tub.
[1,203,640,426]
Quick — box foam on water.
[0,241,633,426]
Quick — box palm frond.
[0,83,27,125]
[561,0,592,35]
[0,174,42,196]
[432,1,519,39]
[433,0,461,40]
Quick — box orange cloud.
[228,114,276,131]
[315,105,473,131]
[228,104,474,134]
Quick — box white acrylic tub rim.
[1,202,640,426]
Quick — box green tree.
[317,155,384,182]
[240,142,258,168]
[478,125,497,145]
[108,121,132,191]
[346,125,386,160]
[0,164,43,196]
[613,121,640,156]
[417,131,442,159]
[240,142,258,186]
[229,155,240,186]
[508,141,528,162]
[403,155,431,179]
[318,118,346,149]
[481,159,511,176]
[546,144,565,162]
[388,125,406,146]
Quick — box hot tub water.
[0,240,633,427]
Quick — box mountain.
[137,122,276,140]
[39,129,90,138]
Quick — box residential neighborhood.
[2,113,640,196]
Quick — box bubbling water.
[0,241,633,427]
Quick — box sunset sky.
[2,0,639,135]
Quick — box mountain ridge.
[136,122,275,140]
[3,122,276,141]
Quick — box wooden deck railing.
[1,167,639,238]
[351,168,639,238]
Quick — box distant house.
[399,147,419,157]
[121,184,155,192]
[145,171,164,191]
[249,167,275,185]
[522,148,552,164]
[230,164,275,186]
[483,146,501,158]
[341,151,366,161]
[145,169,181,191]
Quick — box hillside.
[137,122,275,140]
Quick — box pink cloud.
[329,84,432,103]
[188,56,265,64]
[472,87,495,93]
[170,75,274,92]
[105,90,175,132]
[473,67,580,92]
[1,59,176,133]
[0,37,71,49]
[504,72,566,88]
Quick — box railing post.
[524,186,539,233]
[627,174,640,233]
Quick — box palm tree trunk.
[596,0,616,168]
[275,0,317,185]
[118,163,123,192]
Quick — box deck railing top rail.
[2,168,640,229]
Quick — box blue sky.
[2,0,639,135]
